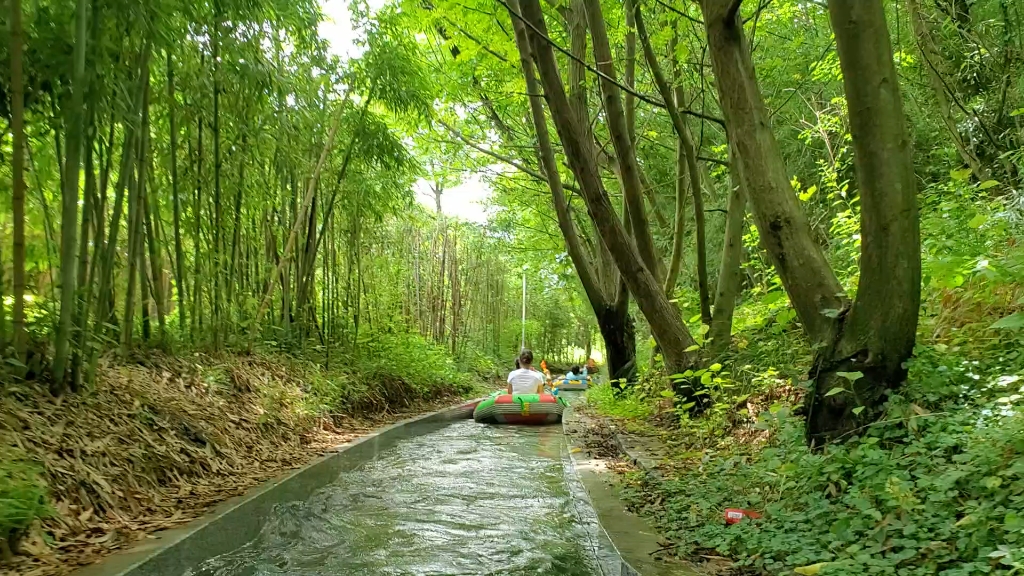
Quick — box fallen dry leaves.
[0,351,460,576]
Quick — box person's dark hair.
[514,358,521,369]
[519,349,534,366]
[571,365,581,375]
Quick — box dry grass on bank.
[0,351,466,576]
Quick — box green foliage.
[0,452,50,549]
[353,330,475,397]
[459,348,501,382]
[594,167,1024,573]
[302,329,478,416]
[621,354,1024,575]
[587,380,655,421]
[604,253,1024,574]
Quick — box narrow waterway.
[185,418,624,576]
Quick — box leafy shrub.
[587,380,655,421]
[0,453,50,561]
[460,348,501,382]
[610,331,1024,576]
[304,330,478,415]
[627,390,1024,575]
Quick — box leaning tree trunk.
[805,0,921,445]
[634,4,710,321]
[515,0,702,404]
[906,0,988,182]
[700,0,845,347]
[664,120,689,297]
[582,0,663,283]
[508,0,637,381]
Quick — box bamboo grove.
[0,0,581,395]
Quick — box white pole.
[521,270,527,351]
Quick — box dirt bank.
[0,352,476,576]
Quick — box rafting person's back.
[507,350,545,394]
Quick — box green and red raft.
[472,392,568,425]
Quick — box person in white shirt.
[507,349,546,395]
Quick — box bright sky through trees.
[318,0,493,222]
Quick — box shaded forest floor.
[585,279,1024,575]
[0,351,487,575]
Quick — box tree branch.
[498,0,726,128]
[446,18,513,64]
[652,0,703,25]
[438,118,580,193]
[726,0,744,23]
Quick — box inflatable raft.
[558,377,589,391]
[473,393,567,425]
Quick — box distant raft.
[558,377,589,391]
[473,393,568,425]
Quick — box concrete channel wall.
[75,400,481,576]
[76,395,648,576]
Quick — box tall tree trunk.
[122,70,152,349]
[509,0,637,380]
[70,107,96,390]
[10,0,28,362]
[123,174,142,349]
[582,0,663,282]
[450,232,460,355]
[514,0,701,400]
[139,225,152,342]
[191,105,204,339]
[353,201,364,350]
[168,51,187,331]
[663,31,688,297]
[143,167,167,337]
[436,225,448,343]
[87,44,149,383]
[70,0,102,390]
[635,3,709,321]
[212,14,223,343]
[906,0,989,182]
[665,133,689,295]
[52,0,90,391]
[708,145,747,357]
[228,154,246,319]
[806,0,922,445]
[700,0,845,347]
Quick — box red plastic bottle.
[724,508,761,524]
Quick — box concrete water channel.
[76,393,688,576]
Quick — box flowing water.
[184,419,626,576]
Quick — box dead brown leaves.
[931,282,1024,339]
[0,351,450,576]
